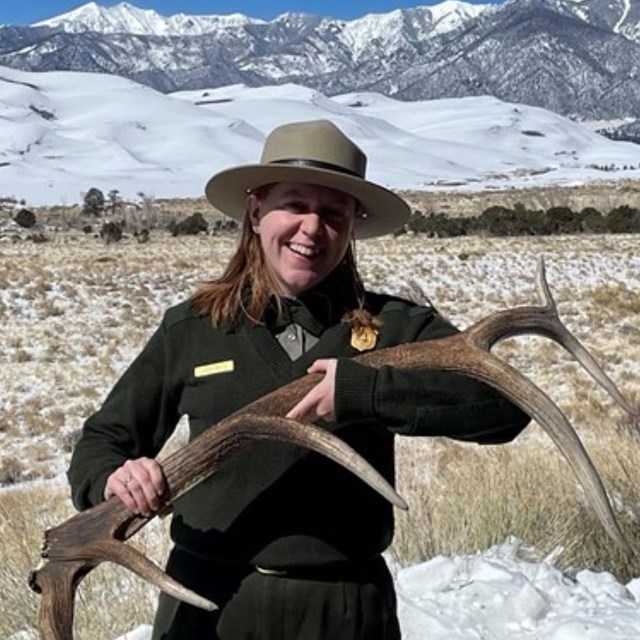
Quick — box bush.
[605,205,640,233]
[100,221,123,244]
[402,204,636,238]
[398,201,640,238]
[543,206,581,234]
[107,189,123,214]
[579,207,607,233]
[475,206,533,236]
[14,208,36,228]
[82,188,105,217]
[406,211,469,237]
[168,212,208,236]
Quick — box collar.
[265,276,356,336]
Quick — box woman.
[68,119,529,639]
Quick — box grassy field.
[1,226,638,639]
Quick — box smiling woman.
[67,118,530,640]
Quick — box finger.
[119,461,155,515]
[125,463,163,515]
[124,478,154,516]
[106,475,139,513]
[147,461,168,499]
[307,359,329,375]
[138,458,168,508]
[286,392,320,423]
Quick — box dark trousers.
[152,547,401,639]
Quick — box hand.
[286,358,338,423]
[104,457,167,517]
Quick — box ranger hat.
[205,119,410,239]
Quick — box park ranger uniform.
[68,281,529,640]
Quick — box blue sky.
[2,1,495,25]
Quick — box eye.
[321,206,351,223]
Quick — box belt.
[254,557,384,582]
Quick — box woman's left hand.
[286,358,337,423]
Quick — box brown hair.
[190,201,371,330]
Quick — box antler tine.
[535,256,556,311]
[157,413,407,516]
[452,347,632,553]
[90,540,216,610]
[463,258,635,416]
[29,542,215,640]
[459,259,634,550]
[533,257,636,415]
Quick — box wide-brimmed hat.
[205,119,410,239]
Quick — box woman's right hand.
[104,457,167,517]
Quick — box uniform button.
[287,330,297,342]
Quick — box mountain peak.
[32,2,263,35]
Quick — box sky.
[1,0,496,25]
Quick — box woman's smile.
[287,242,321,258]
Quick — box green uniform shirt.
[68,289,529,567]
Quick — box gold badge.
[350,326,378,352]
[194,360,235,378]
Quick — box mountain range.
[1,0,640,124]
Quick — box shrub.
[29,232,49,243]
[406,211,469,237]
[100,221,124,244]
[108,189,123,215]
[168,212,208,236]
[543,206,581,234]
[605,205,640,233]
[402,204,626,238]
[579,207,606,233]
[0,457,25,484]
[82,188,105,217]
[476,206,523,236]
[14,208,36,228]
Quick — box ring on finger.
[123,474,133,487]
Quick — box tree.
[82,188,105,216]
[107,189,123,215]
[606,205,640,233]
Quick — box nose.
[299,211,323,238]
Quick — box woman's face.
[248,182,357,297]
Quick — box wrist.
[334,358,378,423]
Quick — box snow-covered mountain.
[32,1,488,38]
[32,1,264,36]
[2,64,640,206]
[2,0,640,123]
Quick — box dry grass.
[392,422,640,584]
[0,224,639,637]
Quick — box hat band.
[269,158,363,178]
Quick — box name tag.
[194,360,235,378]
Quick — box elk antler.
[350,257,636,552]
[29,414,407,640]
[29,258,637,639]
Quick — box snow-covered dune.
[2,65,640,206]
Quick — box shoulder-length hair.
[190,208,368,331]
